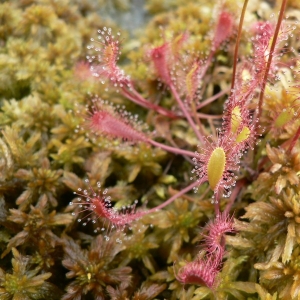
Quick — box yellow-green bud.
[231,106,242,134]
[274,108,294,128]
[207,147,226,190]
[236,126,250,143]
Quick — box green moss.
[0,0,300,299]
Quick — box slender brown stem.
[256,0,288,127]
[288,126,300,153]
[230,0,249,92]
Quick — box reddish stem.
[224,179,246,215]
[197,89,229,110]
[197,113,223,120]
[288,126,300,153]
[147,138,195,157]
[121,86,177,119]
[214,193,220,216]
[146,180,200,214]
[230,0,249,92]
[170,84,205,144]
[130,181,201,223]
[255,0,288,129]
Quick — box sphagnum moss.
[0,0,300,299]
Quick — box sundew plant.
[0,0,300,299]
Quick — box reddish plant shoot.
[86,103,147,142]
[212,10,234,50]
[74,0,300,290]
[70,179,144,239]
[203,212,234,256]
[176,212,234,288]
[176,252,220,289]
[192,133,243,203]
[87,27,130,88]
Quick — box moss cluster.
[0,0,300,299]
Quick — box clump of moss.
[1,0,300,299]
[0,248,61,300]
